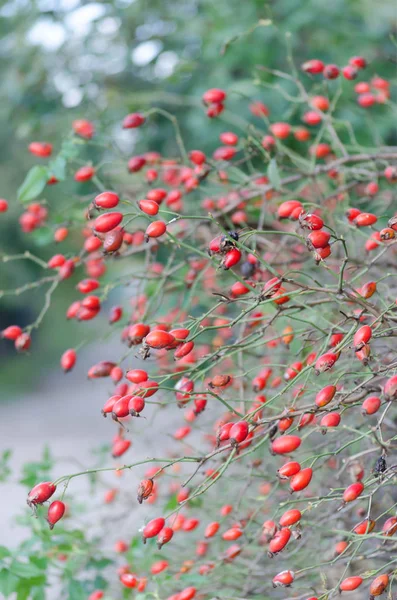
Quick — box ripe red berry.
[315,385,336,408]
[15,333,31,352]
[157,526,174,548]
[271,435,301,455]
[229,421,249,445]
[139,199,160,216]
[272,569,294,587]
[342,65,358,80]
[357,93,376,108]
[28,142,53,157]
[47,501,65,529]
[126,369,148,384]
[278,462,301,478]
[88,592,104,600]
[142,517,166,542]
[128,396,145,416]
[101,395,120,416]
[213,146,237,161]
[109,305,122,324]
[1,325,23,340]
[145,220,167,240]
[307,230,331,249]
[353,325,372,350]
[320,412,341,429]
[383,375,397,400]
[220,131,239,146]
[349,56,367,69]
[290,468,313,492]
[301,59,324,74]
[27,482,56,507]
[222,248,242,270]
[314,352,338,375]
[94,191,119,209]
[0,198,8,212]
[361,395,381,415]
[303,111,322,126]
[94,212,123,233]
[123,112,145,128]
[343,482,364,503]
[202,88,226,105]
[60,349,77,372]
[74,165,95,182]
[339,576,363,592]
[178,587,196,600]
[73,119,94,139]
[354,212,377,227]
[145,330,175,349]
[174,425,191,440]
[299,213,324,230]
[269,122,290,139]
[353,518,375,535]
[205,522,220,538]
[278,200,303,219]
[384,165,397,182]
[279,508,301,527]
[112,438,131,458]
[189,150,206,165]
[323,64,340,79]
[128,155,146,172]
[269,528,291,554]
[120,573,137,588]
[222,527,242,541]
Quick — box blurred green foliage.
[0,0,395,385]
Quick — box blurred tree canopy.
[0,0,395,385]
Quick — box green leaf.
[10,561,43,579]
[0,546,11,560]
[48,156,67,181]
[0,568,19,597]
[67,579,87,600]
[16,577,46,600]
[61,138,80,160]
[17,166,49,204]
[267,158,281,191]
[0,450,12,483]
[30,226,54,247]
[164,494,179,512]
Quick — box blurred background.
[0,0,396,548]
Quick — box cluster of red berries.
[1,50,397,599]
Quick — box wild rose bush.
[1,51,397,600]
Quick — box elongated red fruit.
[145,220,166,239]
[142,517,165,542]
[279,508,301,527]
[290,467,313,492]
[271,435,301,455]
[315,385,336,407]
[353,325,372,350]
[60,349,76,372]
[94,191,119,209]
[343,482,364,503]
[94,212,123,233]
[145,330,175,349]
[278,462,301,478]
[268,528,291,554]
[47,500,66,529]
[339,576,363,591]
[27,482,56,507]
